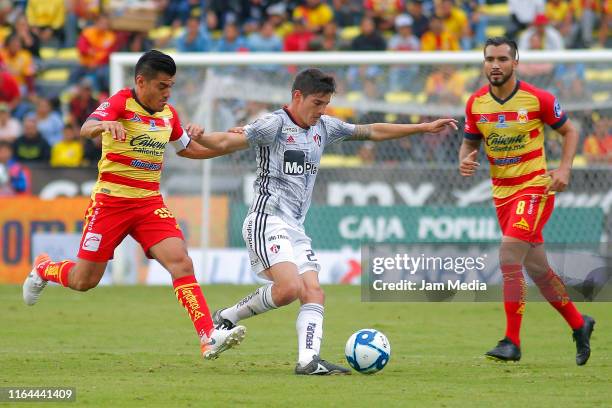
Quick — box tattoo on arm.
[347,124,372,141]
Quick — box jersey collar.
[489,80,521,105]
[131,88,161,115]
[283,106,310,130]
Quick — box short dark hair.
[484,37,519,61]
[135,50,176,80]
[292,68,335,97]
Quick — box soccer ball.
[345,329,390,374]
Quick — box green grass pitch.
[1,285,610,407]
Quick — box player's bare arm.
[545,119,579,193]
[176,124,228,159]
[80,119,126,142]
[458,139,481,177]
[191,130,250,153]
[346,118,458,141]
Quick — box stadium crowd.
[0,0,610,196]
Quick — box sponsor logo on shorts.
[268,234,289,242]
[82,232,102,251]
[270,244,280,253]
[513,217,530,231]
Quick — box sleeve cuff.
[464,132,483,140]
[550,114,568,130]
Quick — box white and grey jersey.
[245,108,355,227]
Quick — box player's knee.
[275,280,300,306]
[524,262,548,279]
[168,255,194,279]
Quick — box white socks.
[296,303,324,366]
[221,284,277,324]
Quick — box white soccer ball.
[345,329,391,374]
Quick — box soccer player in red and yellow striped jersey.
[459,37,595,365]
[23,50,247,360]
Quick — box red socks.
[533,268,584,330]
[501,264,526,347]
[37,260,75,287]
[173,275,214,339]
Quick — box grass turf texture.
[1,285,610,407]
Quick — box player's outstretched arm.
[177,124,248,159]
[81,119,126,141]
[458,139,481,177]
[346,118,458,142]
[545,119,579,193]
[190,129,250,154]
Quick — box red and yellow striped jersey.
[87,88,184,198]
[464,80,568,206]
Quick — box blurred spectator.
[0,102,21,143]
[350,16,386,51]
[332,0,363,27]
[176,15,211,52]
[311,21,343,50]
[0,140,30,196]
[357,141,377,165]
[13,116,50,163]
[583,118,612,164]
[118,31,154,53]
[436,0,472,49]
[11,14,41,59]
[556,69,592,101]
[69,78,98,127]
[0,34,36,96]
[50,124,83,167]
[239,0,280,31]
[248,19,283,52]
[425,65,466,105]
[599,0,610,47]
[517,34,556,87]
[206,0,240,30]
[405,0,430,38]
[158,0,192,27]
[546,0,574,37]
[571,0,603,48]
[364,0,404,31]
[506,0,545,40]
[215,22,249,52]
[0,69,21,111]
[31,97,63,146]
[72,14,117,92]
[267,3,293,38]
[421,15,460,51]
[463,0,487,47]
[293,0,334,32]
[518,14,565,50]
[25,0,65,44]
[388,14,420,91]
[389,14,420,51]
[284,18,316,51]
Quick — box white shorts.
[242,212,320,279]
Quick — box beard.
[486,70,513,87]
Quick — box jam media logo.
[270,244,280,254]
[495,114,509,128]
[82,232,102,252]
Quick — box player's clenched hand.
[459,150,479,177]
[101,121,126,142]
[185,123,204,140]
[423,118,458,133]
[545,167,570,193]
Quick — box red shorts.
[77,193,184,262]
[495,193,554,244]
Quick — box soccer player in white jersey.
[192,68,458,375]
